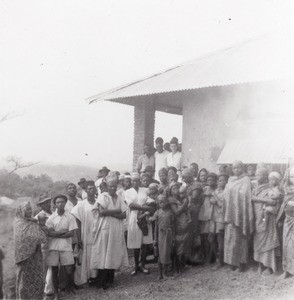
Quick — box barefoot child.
[198,173,218,263]
[210,174,228,270]
[169,183,191,273]
[152,194,175,279]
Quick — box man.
[154,137,169,181]
[77,178,87,200]
[135,145,155,174]
[34,193,52,296]
[64,183,81,288]
[46,195,78,299]
[144,166,160,184]
[71,182,98,287]
[65,183,80,212]
[35,192,52,219]
[95,166,110,195]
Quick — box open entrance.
[154,111,183,147]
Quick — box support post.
[133,100,155,171]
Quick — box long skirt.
[283,215,294,275]
[158,228,173,264]
[224,224,249,267]
[16,250,44,300]
[175,231,190,256]
[254,248,279,273]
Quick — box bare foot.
[212,263,223,271]
[230,265,237,271]
[257,266,263,275]
[262,268,273,276]
[279,272,292,280]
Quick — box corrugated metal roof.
[217,138,294,165]
[87,29,294,104]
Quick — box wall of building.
[133,100,155,170]
[182,80,294,171]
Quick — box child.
[148,183,159,206]
[169,183,190,273]
[210,174,228,270]
[137,183,158,235]
[197,168,208,188]
[198,173,218,264]
[152,194,175,279]
[264,172,283,225]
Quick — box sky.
[0,0,293,168]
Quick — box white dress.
[71,200,96,285]
[124,187,153,249]
[90,193,129,270]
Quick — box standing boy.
[46,194,78,299]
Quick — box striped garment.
[252,183,280,272]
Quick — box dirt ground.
[2,205,294,300]
[61,262,294,300]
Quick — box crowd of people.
[11,136,294,300]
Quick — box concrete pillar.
[133,100,155,170]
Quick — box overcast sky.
[0,0,293,168]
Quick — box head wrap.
[256,167,268,177]
[16,201,32,219]
[232,160,244,168]
[269,171,282,181]
[106,174,118,184]
[197,168,208,181]
[14,202,46,264]
[124,175,131,179]
[131,172,140,180]
[182,167,194,178]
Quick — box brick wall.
[133,100,155,170]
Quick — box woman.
[182,167,203,264]
[124,173,153,275]
[14,201,47,300]
[169,182,191,271]
[166,137,183,179]
[278,166,294,279]
[252,168,280,275]
[222,161,254,272]
[90,176,129,289]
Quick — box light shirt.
[35,209,51,220]
[46,211,78,252]
[135,154,155,173]
[166,151,183,171]
[154,150,169,180]
[65,197,81,213]
[95,177,106,195]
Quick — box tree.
[5,156,39,175]
[0,111,23,124]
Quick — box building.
[87,29,294,171]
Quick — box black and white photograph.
[1,1,294,299]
